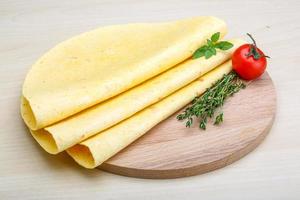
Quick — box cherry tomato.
[232,34,268,80]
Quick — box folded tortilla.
[28,39,245,154]
[21,16,227,130]
[67,60,233,168]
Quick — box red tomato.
[232,34,268,80]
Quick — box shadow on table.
[19,119,111,180]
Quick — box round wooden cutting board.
[99,72,276,179]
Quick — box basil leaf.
[192,32,233,60]
[211,32,220,43]
[193,46,207,58]
[207,39,213,47]
[204,50,213,59]
[210,47,217,55]
[215,41,234,50]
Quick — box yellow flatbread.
[21,16,227,130]
[67,60,233,168]
[29,39,245,154]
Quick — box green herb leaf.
[193,32,233,60]
[207,39,213,47]
[214,113,223,125]
[186,118,193,128]
[215,41,234,50]
[211,32,220,43]
[177,71,246,130]
[204,50,213,59]
[199,121,206,130]
[210,47,217,55]
[192,47,206,59]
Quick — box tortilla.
[67,60,233,168]
[28,39,245,154]
[21,16,227,130]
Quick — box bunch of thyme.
[177,71,245,130]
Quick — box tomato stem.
[245,33,270,60]
[247,33,257,47]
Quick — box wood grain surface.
[100,72,276,178]
[1,0,300,199]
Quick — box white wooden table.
[1,0,300,199]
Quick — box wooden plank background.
[0,0,299,199]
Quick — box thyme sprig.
[177,71,245,130]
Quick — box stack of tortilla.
[21,16,245,168]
